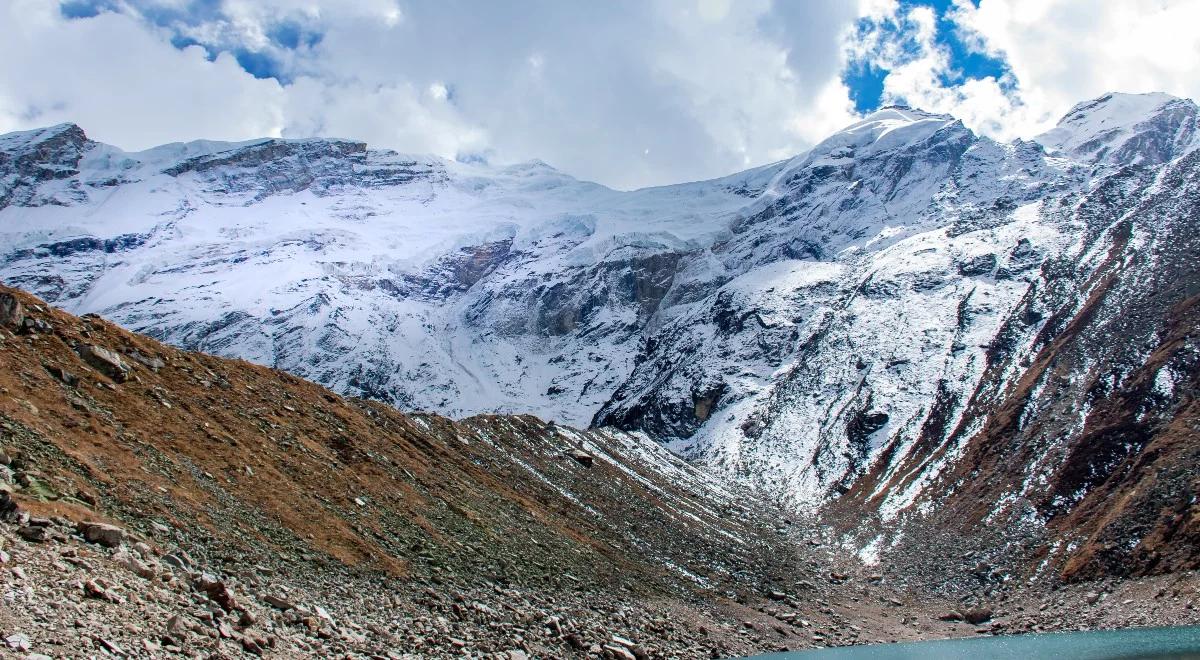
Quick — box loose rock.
[964,607,994,625]
[77,344,131,382]
[0,293,23,329]
[79,521,125,547]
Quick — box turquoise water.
[745,626,1200,659]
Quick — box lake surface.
[745,626,1200,659]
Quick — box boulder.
[45,364,79,386]
[113,548,158,579]
[165,614,189,642]
[84,579,121,603]
[0,293,23,329]
[22,317,52,333]
[263,593,296,610]
[567,448,595,467]
[78,344,131,382]
[4,632,30,652]
[127,350,166,372]
[241,637,265,656]
[162,549,195,571]
[196,573,241,611]
[17,525,52,543]
[603,645,637,660]
[96,639,124,656]
[0,489,17,518]
[239,609,258,627]
[963,607,993,624]
[78,520,126,547]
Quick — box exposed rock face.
[0,93,1198,581]
[161,137,445,201]
[77,345,130,383]
[0,292,23,328]
[856,149,1200,581]
[0,123,91,209]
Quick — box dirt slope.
[1,285,1198,659]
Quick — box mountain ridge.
[1,91,1197,542]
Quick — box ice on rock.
[1037,92,1199,167]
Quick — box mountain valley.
[1,285,1197,658]
[1,90,1199,657]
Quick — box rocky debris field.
[0,285,1197,658]
[3,511,1197,659]
[0,511,773,658]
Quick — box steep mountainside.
[1,92,1198,567]
[832,140,1200,582]
[0,285,798,657]
[0,122,767,428]
[3,286,1198,659]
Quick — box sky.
[2,0,1199,190]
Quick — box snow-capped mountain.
[0,121,766,426]
[2,91,1198,544]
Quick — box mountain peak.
[1057,92,1182,125]
[784,105,963,175]
[841,105,958,137]
[1037,91,1199,166]
[0,122,88,153]
[861,104,953,123]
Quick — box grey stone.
[78,520,125,547]
[77,344,131,382]
[0,293,23,329]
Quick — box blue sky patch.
[59,0,117,19]
[268,21,324,51]
[844,61,889,114]
[843,0,1013,113]
[233,49,286,82]
[60,0,306,84]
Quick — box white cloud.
[0,0,868,189]
[646,0,858,176]
[858,0,1200,142]
[952,0,1200,136]
[0,0,286,148]
[3,1,1198,189]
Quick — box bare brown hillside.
[1,285,1198,659]
[0,284,811,656]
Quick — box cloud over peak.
[2,0,1198,189]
